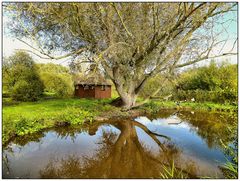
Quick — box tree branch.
[175,52,237,68]
[210,3,237,17]
[134,3,207,66]
[16,47,86,60]
[110,3,133,38]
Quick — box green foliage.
[143,101,164,113]
[111,85,120,99]
[143,100,237,113]
[14,117,45,136]
[160,161,187,179]
[40,73,74,97]
[12,79,44,101]
[3,51,44,101]
[175,89,237,104]
[36,63,69,74]
[8,107,94,138]
[220,142,238,179]
[221,161,238,179]
[139,74,174,98]
[3,97,19,106]
[37,63,74,97]
[219,111,238,179]
[54,107,95,125]
[175,61,237,104]
[2,98,113,145]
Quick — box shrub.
[175,61,237,104]
[174,89,237,104]
[12,80,44,101]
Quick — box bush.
[12,80,44,101]
[175,61,237,104]
[174,89,237,104]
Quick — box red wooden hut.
[74,73,112,99]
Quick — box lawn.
[2,98,114,145]
[3,98,112,118]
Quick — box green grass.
[221,161,238,179]
[3,98,111,117]
[160,161,188,179]
[2,98,114,145]
[143,100,237,113]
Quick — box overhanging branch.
[16,47,86,60]
[175,52,237,68]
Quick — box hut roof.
[74,73,112,86]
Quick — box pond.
[2,110,235,178]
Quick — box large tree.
[3,51,44,101]
[4,2,237,108]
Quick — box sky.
[2,3,238,67]
[3,37,71,65]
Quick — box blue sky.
[216,10,237,40]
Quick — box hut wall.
[75,85,95,98]
[95,85,111,99]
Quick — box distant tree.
[175,61,237,103]
[177,61,237,91]
[3,51,44,101]
[4,3,237,108]
[36,63,69,74]
[36,63,74,97]
[139,74,175,99]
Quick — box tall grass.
[219,111,238,179]
[160,161,188,179]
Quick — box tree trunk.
[112,80,138,109]
[120,93,137,109]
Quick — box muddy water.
[2,110,235,178]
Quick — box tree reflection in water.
[39,120,197,178]
[176,111,235,148]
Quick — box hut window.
[76,85,79,90]
[101,85,105,91]
[84,85,89,90]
